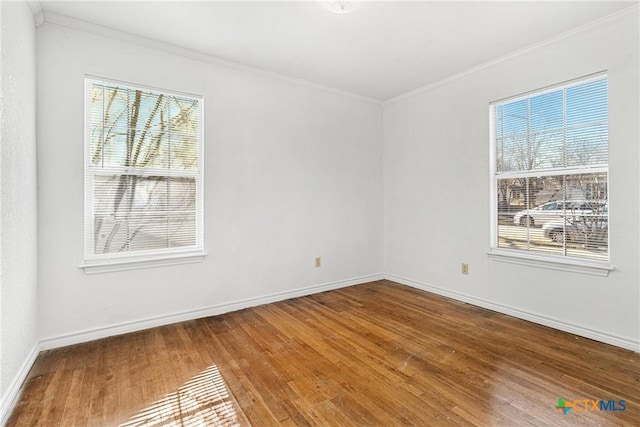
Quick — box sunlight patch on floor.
[120,365,240,427]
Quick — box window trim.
[80,251,206,274]
[487,249,612,276]
[488,73,611,272]
[82,76,205,273]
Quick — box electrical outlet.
[461,263,469,275]
[315,257,321,268]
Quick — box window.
[490,74,609,268]
[83,77,204,272]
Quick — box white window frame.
[80,76,206,274]
[488,73,613,276]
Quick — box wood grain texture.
[7,280,640,426]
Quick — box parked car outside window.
[513,200,600,227]
[542,204,608,245]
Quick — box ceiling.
[39,1,636,101]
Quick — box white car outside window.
[513,201,595,227]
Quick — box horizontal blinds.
[494,77,608,174]
[492,75,608,262]
[86,79,203,257]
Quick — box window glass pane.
[496,177,524,239]
[529,90,563,132]
[168,177,196,213]
[496,173,607,262]
[93,175,167,254]
[495,99,528,173]
[566,122,608,167]
[168,213,196,248]
[566,79,608,168]
[541,215,608,261]
[101,85,129,130]
[494,77,608,173]
[564,173,607,203]
[92,85,171,132]
[501,99,528,138]
[92,175,198,255]
[100,132,128,168]
[534,130,565,170]
[495,131,527,173]
[170,134,199,171]
[134,90,170,132]
[90,83,200,171]
[169,96,200,135]
[131,132,170,169]
[492,76,608,263]
[86,78,203,262]
[89,125,105,166]
[566,79,608,128]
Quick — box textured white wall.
[0,0,38,401]
[37,23,384,343]
[384,10,639,348]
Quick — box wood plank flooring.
[6,280,640,426]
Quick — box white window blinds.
[491,74,609,263]
[84,78,204,263]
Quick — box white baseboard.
[0,342,39,426]
[385,274,640,353]
[40,273,384,351]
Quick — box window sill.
[487,249,613,276]
[80,251,207,274]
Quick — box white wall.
[0,0,39,411]
[31,2,640,353]
[37,22,384,344]
[384,9,639,349]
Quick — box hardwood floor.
[7,280,640,426]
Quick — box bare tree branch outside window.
[87,80,202,257]
[492,76,608,262]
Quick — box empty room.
[1,0,639,425]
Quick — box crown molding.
[41,11,382,106]
[31,3,638,109]
[384,3,640,106]
[26,1,44,27]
